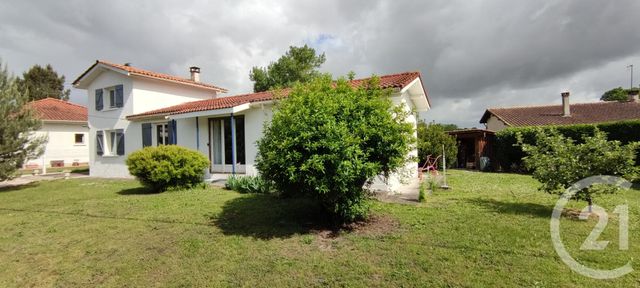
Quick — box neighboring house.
[480,91,640,131]
[72,60,431,192]
[24,98,89,169]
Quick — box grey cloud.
[1,0,639,128]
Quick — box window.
[156,124,169,145]
[95,84,123,111]
[74,133,85,144]
[108,88,116,108]
[97,129,124,156]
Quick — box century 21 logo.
[550,176,633,279]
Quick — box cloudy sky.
[1,0,639,128]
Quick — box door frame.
[208,116,246,174]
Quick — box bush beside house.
[256,75,414,223]
[126,145,209,191]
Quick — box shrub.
[418,182,426,202]
[225,175,273,194]
[494,120,640,171]
[416,121,457,168]
[519,128,639,208]
[256,74,414,223]
[126,145,209,191]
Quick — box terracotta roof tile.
[28,98,87,122]
[73,60,227,92]
[480,101,640,127]
[127,71,425,119]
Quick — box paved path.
[0,173,89,189]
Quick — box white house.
[73,60,431,192]
[24,98,89,169]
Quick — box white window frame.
[156,123,169,146]
[103,129,120,156]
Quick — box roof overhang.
[400,77,430,112]
[168,103,252,120]
[41,120,88,125]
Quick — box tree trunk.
[587,196,593,214]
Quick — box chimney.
[628,89,639,102]
[561,91,570,117]
[189,66,200,82]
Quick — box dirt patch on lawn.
[310,214,401,251]
[312,214,401,239]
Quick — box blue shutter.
[115,85,124,108]
[168,120,177,145]
[95,89,103,111]
[142,123,152,147]
[96,131,104,156]
[116,129,125,155]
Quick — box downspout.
[230,113,236,175]
[195,117,200,150]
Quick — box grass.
[0,170,639,287]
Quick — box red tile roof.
[127,71,426,119]
[28,98,87,122]
[73,60,227,92]
[480,101,640,127]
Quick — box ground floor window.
[96,129,124,156]
[74,133,85,144]
[156,124,169,145]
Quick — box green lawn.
[0,170,638,287]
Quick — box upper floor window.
[95,84,124,111]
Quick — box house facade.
[24,98,89,169]
[73,60,431,192]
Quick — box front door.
[209,116,245,173]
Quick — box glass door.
[209,116,245,173]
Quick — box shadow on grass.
[466,198,553,218]
[210,193,331,239]
[117,186,158,195]
[0,182,40,193]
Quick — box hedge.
[494,120,640,172]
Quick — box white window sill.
[101,154,121,158]
[74,143,86,146]
[102,107,120,112]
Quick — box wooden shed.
[447,129,495,170]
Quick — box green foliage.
[225,175,274,194]
[418,181,426,202]
[519,128,639,205]
[126,145,209,191]
[600,87,637,102]
[16,64,70,101]
[256,74,415,222]
[494,120,640,171]
[416,121,457,168]
[249,45,326,92]
[0,60,45,181]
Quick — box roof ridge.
[486,100,632,111]
[94,60,228,92]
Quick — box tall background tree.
[600,87,638,101]
[0,61,46,180]
[249,45,326,92]
[17,64,70,101]
[416,121,458,168]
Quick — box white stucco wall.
[87,71,220,178]
[24,122,89,168]
[131,77,217,114]
[485,115,508,132]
